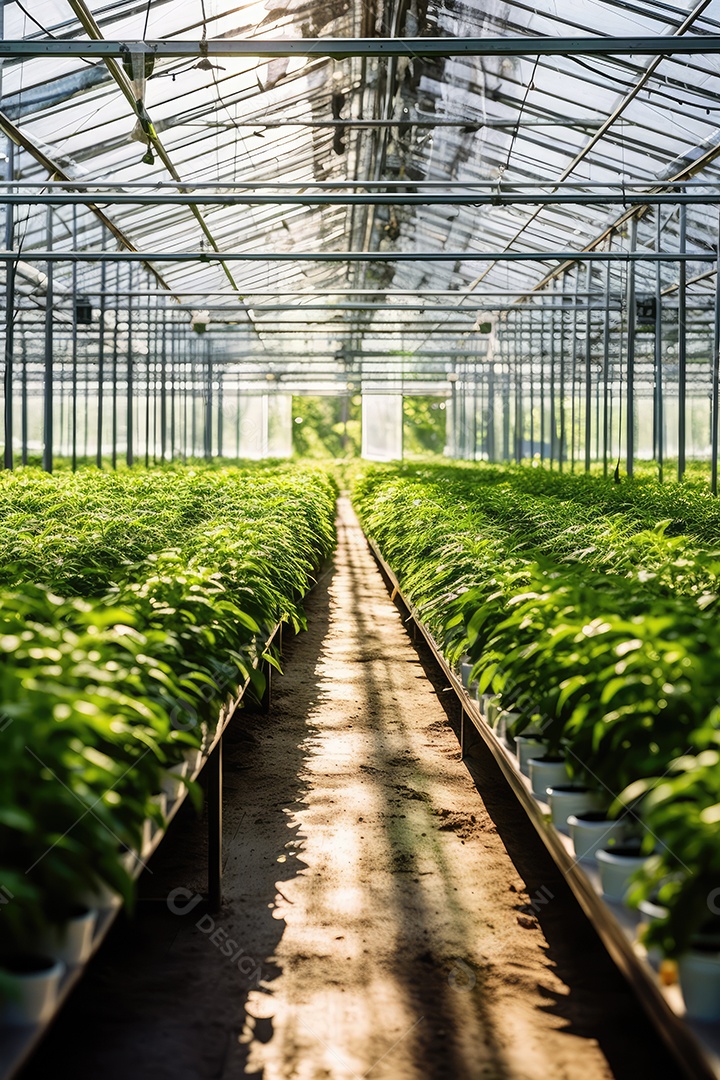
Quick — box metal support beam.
[71,208,78,472]
[602,260,611,478]
[570,274,580,471]
[127,265,134,468]
[42,208,53,474]
[3,139,14,470]
[0,111,178,300]
[5,191,720,207]
[712,221,720,496]
[4,36,720,58]
[678,203,687,481]
[549,283,557,467]
[111,265,119,470]
[63,0,244,303]
[206,737,223,914]
[655,211,664,483]
[626,218,638,478]
[161,310,168,462]
[204,340,212,460]
[584,263,593,472]
[97,235,106,469]
[2,250,713,264]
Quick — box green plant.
[352,461,720,955]
[0,464,337,968]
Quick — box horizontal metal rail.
[16,288,656,298]
[1,250,715,263]
[2,180,718,190]
[3,193,720,206]
[179,302,622,312]
[3,36,720,58]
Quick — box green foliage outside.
[290,393,446,460]
[403,396,447,457]
[291,396,360,458]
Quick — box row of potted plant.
[352,462,720,1022]
[0,465,337,1026]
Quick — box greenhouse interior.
[3,1,720,1079]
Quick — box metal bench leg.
[207,736,223,913]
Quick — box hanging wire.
[13,1,97,66]
[503,56,541,174]
[143,1,152,40]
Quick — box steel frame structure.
[3,13,720,489]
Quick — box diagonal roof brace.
[64,0,253,317]
[0,107,181,302]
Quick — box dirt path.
[22,498,677,1080]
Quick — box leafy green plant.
[0,464,337,967]
[352,461,720,954]
[616,733,720,957]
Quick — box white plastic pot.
[679,948,720,1021]
[142,792,168,850]
[596,846,648,902]
[528,756,570,799]
[38,908,97,967]
[636,897,669,968]
[460,661,478,695]
[519,719,545,738]
[637,897,668,922]
[121,847,143,877]
[547,786,605,833]
[483,696,500,728]
[79,876,119,911]
[0,957,65,1025]
[184,746,204,777]
[497,710,520,750]
[161,760,189,801]
[568,812,625,862]
[515,736,546,777]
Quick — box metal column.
[584,263,593,471]
[678,201,687,480]
[126,265,134,467]
[71,208,78,471]
[97,232,106,468]
[3,140,14,470]
[558,274,569,471]
[655,211,664,483]
[549,282,557,467]
[570,273,580,471]
[712,219,720,495]
[160,305,168,461]
[20,330,27,465]
[42,207,54,473]
[145,292,152,468]
[206,737,223,913]
[626,217,637,478]
[602,259,611,477]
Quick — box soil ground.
[21,499,680,1080]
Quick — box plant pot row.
[1,906,99,1026]
[465,678,720,1022]
[474,694,720,1027]
[0,740,211,1030]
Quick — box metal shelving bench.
[0,623,281,1080]
[368,534,720,1080]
